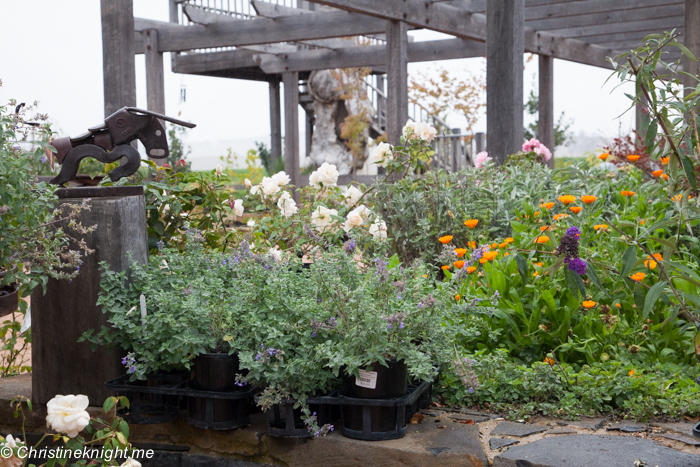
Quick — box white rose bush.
[6,394,137,466]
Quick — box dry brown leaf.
[436,425,446,429]
[408,413,424,424]
[458,419,475,425]
[683,414,700,422]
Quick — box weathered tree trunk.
[32,187,148,405]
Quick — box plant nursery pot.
[266,400,338,437]
[0,283,19,318]
[340,360,408,436]
[188,353,250,430]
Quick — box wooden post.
[386,20,408,146]
[683,0,700,95]
[376,74,386,131]
[305,108,314,159]
[101,0,136,117]
[283,72,300,196]
[538,54,554,168]
[145,29,166,166]
[487,0,524,163]
[451,128,461,171]
[475,132,486,154]
[32,187,148,405]
[269,81,282,172]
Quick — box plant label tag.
[356,370,377,389]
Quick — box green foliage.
[166,124,192,172]
[439,349,700,421]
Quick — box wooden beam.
[256,38,486,74]
[543,16,683,39]
[134,12,389,53]
[525,7,683,32]
[101,0,136,117]
[306,0,621,69]
[386,20,408,146]
[683,0,700,95]
[538,55,554,168]
[172,49,259,74]
[487,0,524,163]
[269,81,282,171]
[283,72,300,193]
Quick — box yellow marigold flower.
[540,225,551,232]
[627,155,640,162]
[621,190,636,197]
[652,169,663,177]
[582,300,596,309]
[439,235,453,244]
[454,260,465,269]
[455,248,467,258]
[441,265,450,270]
[504,237,514,244]
[660,156,670,165]
[499,242,507,248]
[581,195,597,204]
[598,153,609,161]
[534,236,549,244]
[630,272,646,282]
[464,219,479,229]
[644,253,663,270]
[544,357,555,365]
[569,206,582,214]
[466,266,477,273]
[455,294,461,301]
[558,195,576,205]
[553,213,569,221]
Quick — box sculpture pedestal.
[32,186,148,405]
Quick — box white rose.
[4,435,17,449]
[311,205,338,232]
[342,205,370,232]
[370,142,393,168]
[260,176,281,197]
[309,162,339,188]
[244,178,252,188]
[416,122,437,143]
[402,120,418,140]
[369,219,388,240]
[247,219,256,227]
[344,185,362,206]
[215,164,223,176]
[0,435,21,467]
[250,184,261,196]
[267,247,283,262]
[233,199,244,217]
[46,394,90,438]
[271,171,291,186]
[277,191,298,218]
[120,459,142,467]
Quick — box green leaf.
[515,254,528,284]
[103,397,115,414]
[565,269,582,299]
[645,118,658,150]
[643,280,666,319]
[680,153,697,189]
[621,246,637,277]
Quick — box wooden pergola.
[101,0,697,186]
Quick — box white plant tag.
[140,294,147,326]
[355,369,378,389]
[20,305,31,334]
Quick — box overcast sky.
[1,0,636,169]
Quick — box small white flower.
[342,205,371,232]
[402,120,418,140]
[250,184,261,196]
[416,122,437,143]
[260,176,281,197]
[247,219,256,227]
[311,205,338,232]
[4,434,18,449]
[309,162,339,188]
[369,219,388,240]
[244,178,252,188]
[271,171,291,186]
[120,459,142,467]
[370,142,393,168]
[344,185,362,206]
[46,394,90,438]
[277,191,298,218]
[233,199,244,217]
[268,247,283,262]
[215,164,223,177]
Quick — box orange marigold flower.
[598,153,609,161]
[454,260,465,269]
[441,265,450,270]
[492,243,498,249]
[544,357,556,365]
[629,369,635,377]
[593,224,608,231]
[553,213,569,221]
[466,266,477,273]
[621,190,636,197]
[582,300,596,309]
[630,272,646,282]
[615,303,621,308]
[469,241,477,249]
[483,251,499,261]
[660,156,670,165]
[504,237,514,244]
[569,206,582,214]
[652,169,663,177]
[534,236,549,244]
[423,274,428,278]
[540,225,551,232]
[464,219,479,229]
[504,252,510,256]
[533,272,539,277]
[534,262,543,267]
[662,174,668,180]
[455,294,461,301]
[499,242,507,248]
[581,195,597,204]
[558,195,576,205]
[439,235,453,244]
[538,201,555,210]
[534,211,541,216]
[455,248,467,258]
[644,253,662,269]
[627,155,640,162]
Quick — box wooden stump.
[32,187,148,405]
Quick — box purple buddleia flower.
[566,257,588,275]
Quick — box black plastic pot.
[105,372,187,424]
[0,284,19,318]
[266,400,338,437]
[340,360,408,436]
[188,353,250,430]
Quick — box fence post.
[451,128,461,171]
[475,132,486,154]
